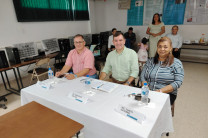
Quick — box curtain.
[13,0,89,22]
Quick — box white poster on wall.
[118,0,131,9]
[184,0,208,24]
[135,0,143,7]
[143,0,164,25]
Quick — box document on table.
[91,80,118,93]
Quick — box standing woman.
[140,37,184,105]
[146,13,165,58]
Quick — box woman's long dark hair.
[154,37,174,66]
[152,13,161,25]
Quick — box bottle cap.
[48,67,51,70]
[144,83,147,86]
[86,75,89,77]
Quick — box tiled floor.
[1,62,208,138]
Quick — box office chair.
[94,60,102,77]
[0,96,7,109]
[29,57,50,84]
[94,44,107,64]
[54,52,66,74]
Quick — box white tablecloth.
[21,77,173,138]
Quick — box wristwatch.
[126,81,131,85]
[74,74,78,78]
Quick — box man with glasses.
[99,32,139,86]
[55,34,97,80]
[166,25,183,59]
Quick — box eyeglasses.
[74,41,84,44]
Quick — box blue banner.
[162,0,187,25]
[127,0,144,26]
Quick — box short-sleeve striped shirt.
[140,58,184,95]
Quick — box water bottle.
[85,75,91,91]
[141,83,149,105]
[48,67,54,79]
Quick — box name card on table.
[36,81,51,90]
[68,92,88,104]
[115,104,146,124]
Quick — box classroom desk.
[21,77,174,138]
[0,67,21,96]
[0,101,83,138]
[0,52,59,96]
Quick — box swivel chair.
[0,96,7,109]
[54,52,66,74]
[94,60,102,77]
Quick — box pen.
[75,99,83,102]
[97,84,104,89]
[80,78,86,82]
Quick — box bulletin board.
[127,0,208,26]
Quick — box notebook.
[91,80,118,93]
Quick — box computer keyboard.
[23,55,44,62]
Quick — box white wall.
[89,0,96,34]
[1,0,208,84]
[0,0,95,47]
[0,0,96,83]
[94,0,208,42]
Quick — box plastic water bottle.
[48,68,54,79]
[85,75,91,91]
[141,83,149,105]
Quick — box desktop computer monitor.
[91,34,100,45]
[100,31,110,45]
[0,50,9,69]
[69,36,75,49]
[58,38,71,57]
[83,34,92,46]
[13,42,38,60]
[41,38,60,55]
[5,47,21,65]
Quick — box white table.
[21,77,173,138]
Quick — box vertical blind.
[13,0,89,22]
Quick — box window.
[13,0,89,22]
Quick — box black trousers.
[169,94,177,105]
[172,48,181,59]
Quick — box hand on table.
[65,74,75,80]
[55,72,61,77]
[123,83,129,86]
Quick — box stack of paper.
[91,80,118,93]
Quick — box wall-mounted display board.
[143,0,163,25]
[163,0,186,25]
[127,0,208,26]
[118,0,131,9]
[127,0,144,25]
[184,0,208,24]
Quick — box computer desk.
[0,52,59,97]
[0,66,21,96]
